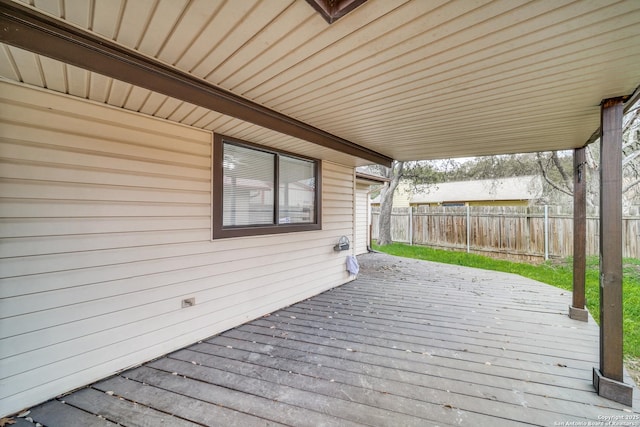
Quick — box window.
[213,134,321,238]
[222,143,275,227]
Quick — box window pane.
[279,155,316,224]
[223,143,275,226]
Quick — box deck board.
[62,387,199,427]
[27,399,118,427]
[92,376,280,427]
[217,327,601,404]
[192,338,599,413]
[272,306,598,368]
[145,357,438,427]
[12,252,639,426]
[166,348,516,427]
[122,365,362,427]
[252,311,597,373]
[231,323,592,391]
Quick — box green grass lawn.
[372,243,640,360]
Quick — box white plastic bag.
[346,255,359,276]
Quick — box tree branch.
[551,151,572,192]
[623,149,640,166]
[623,177,640,194]
[537,152,574,197]
[585,145,598,170]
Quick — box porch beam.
[583,85,638,146]
[592,97,633,406]
[0,0,392,167]
[569,146,587,321]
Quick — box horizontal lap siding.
[0,82,354,417]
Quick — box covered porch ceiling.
[1,0,639,166]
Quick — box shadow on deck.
[13,252,640,426]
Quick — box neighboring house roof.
[371,176,543,205]
[411,176,543,204]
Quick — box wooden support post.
[592,97,633,406]
[569,147,588,322]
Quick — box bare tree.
[377,161,404,246]
[358,160,443,246]
[622,107,640,197]
[536,105,640,210]
[536,151,573,197]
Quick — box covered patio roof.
[1,0,639,165]
[14,253,639,425]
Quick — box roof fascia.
[583,88,638,147]
[0,0,392,167]
[355,172,390,184]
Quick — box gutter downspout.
[366,185,384,252]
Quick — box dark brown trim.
[355,172,390,184]
[570,147,587,321]
[305,0,368,24]
[593,96,633,406]
[0,0,392,167]
[212,134,322,239]
[583,128,601,147]
[598,97,624,381]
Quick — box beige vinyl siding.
[355,182,370,255]
[0,81,355,417]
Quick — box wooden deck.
[13,252,639,426]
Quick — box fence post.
[544,205,549,260]
[466,205,471,253]
[409,207,413,246]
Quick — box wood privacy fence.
[371,206,640,261]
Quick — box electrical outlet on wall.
[181,297,195,308]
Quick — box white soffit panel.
[2,0,639,162]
